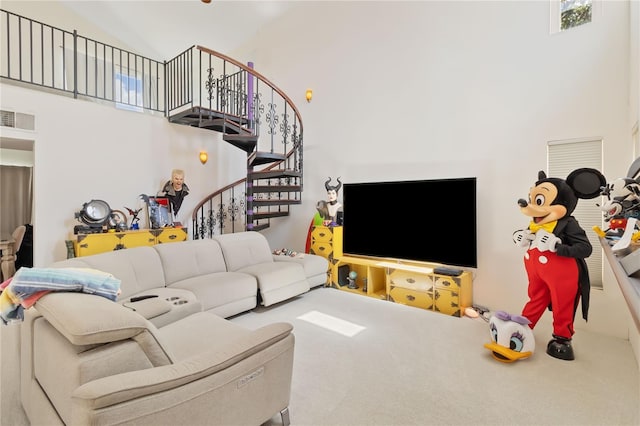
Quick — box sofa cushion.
[239,262,310,306]
[213,231,274,271]
[273,254,329,287]
[35,292,148,346]
[168,272,257,313]
[51,246,166,299]
[153,239,228,285]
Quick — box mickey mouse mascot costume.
[513,168,605,361]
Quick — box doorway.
[0,136,34,269]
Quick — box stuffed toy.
[512,168,605,361]
[593,177,640,239]
[483,311,535,363]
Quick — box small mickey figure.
[513,168,606,361]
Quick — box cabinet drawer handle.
[406,295,415,301]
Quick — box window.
[115,72,143,112]
[548,138,603,288]
[550,0,599,34]
[561,0,592,30]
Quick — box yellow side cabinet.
[74,228,187,257]
[309,225,342,262]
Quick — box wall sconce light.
[305,89,313,103]
[199,150,208,165]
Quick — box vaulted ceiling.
[59,0,297,60]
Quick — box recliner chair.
[20,292,294,425]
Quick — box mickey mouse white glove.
[513,229,535,247]
[531,229,562,252]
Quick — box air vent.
[0,110,35,131]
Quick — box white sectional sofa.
[18,231,328,425]
[51,231,328,324]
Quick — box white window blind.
[548,138,603,288]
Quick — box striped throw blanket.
[0,267,121,324]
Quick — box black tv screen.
[342,177,477,268]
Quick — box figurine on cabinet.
[161,169,190,217]
[347,270,358,289]
[315,177,343,226]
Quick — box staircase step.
[252,199,301,206]
[252,185,302,193]
[249,151,287,167]
[168,107,248,132]
[200,118,247,134]
[249,169,302,180]
[249,223,271,232]
[252,211,291,220]
[224,134,258,153]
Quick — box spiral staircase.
[164,46,305,238]
[0,9,305,239]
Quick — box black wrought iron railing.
[0,9,165,113]
[167,46,304,237]
[1,9,305,237]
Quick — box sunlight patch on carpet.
[297,310,366,337]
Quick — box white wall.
[236,1,634,339]
[0,1,636,346]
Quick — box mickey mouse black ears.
[566,168,607,199]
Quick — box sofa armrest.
[121,297,172,320]
[71,322,293,408]
[35,292,148,345]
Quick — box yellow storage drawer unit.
[74,228,187,257]
[432,274,472,317]
[386,265,473,317]
[387,267,435,310]
[309,225,342,262]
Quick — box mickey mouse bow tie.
[529,220,557,233]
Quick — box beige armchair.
[21,292,294,425]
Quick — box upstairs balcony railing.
[0,9,165,113]
[1,9,304,237]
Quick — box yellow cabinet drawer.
[433,273,472,311]
[155,228,188,244]
[434,288,462,317]
[433,275,463,290]
[310,241,334,259]
[388,269,434,292]
[120,230,156,248]
[75,233,121,257]
[311,226,334,242]
[388,286,434,310]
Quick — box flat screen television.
[342,177,477,268]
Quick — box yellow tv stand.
[315,225,473,317]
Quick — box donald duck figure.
[511,168,605,361]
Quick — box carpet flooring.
[229,287,639,426]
